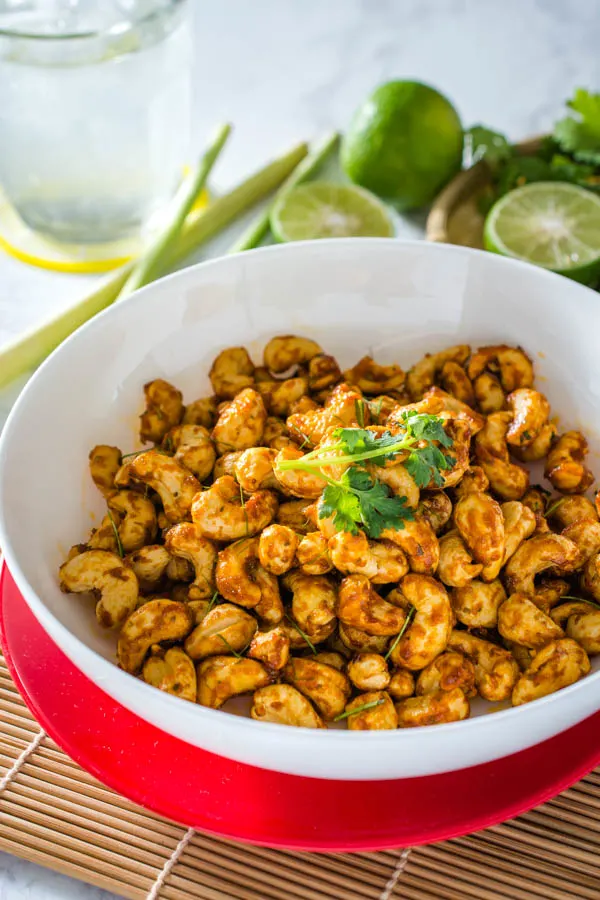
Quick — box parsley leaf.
[464,124,512,169]
[553,88,600,165]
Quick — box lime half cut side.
[484,181,600,284]
[270,181,394,242]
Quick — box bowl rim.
[1,236,599,744]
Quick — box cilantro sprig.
[276,412,454,538]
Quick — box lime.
[341,81,464,211]
[270,181,394,242]
[484,182,600,284]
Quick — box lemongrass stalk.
[119,123,232,298]
[0,142,308,389]
[229,131,340,253]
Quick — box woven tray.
[2,647,599,899]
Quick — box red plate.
[2,565,600,851]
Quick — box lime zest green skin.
[341,80,464,211]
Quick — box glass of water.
[0,0,192,244]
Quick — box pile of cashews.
[58,336,600,730]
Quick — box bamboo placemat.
[1,650,599,899]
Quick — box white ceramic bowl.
[1,239,600,781]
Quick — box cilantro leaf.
[320,481,362,534]
[319,467,414,538]
[401,412,453,448]
[405,446,455,488]
[553,88,600,164]
[464,125,512,169]
[334,427,402,465]
[356,478,414,538]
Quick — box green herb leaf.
[553,88,600,164]
[544,497,566,518]
[285,613,318,654]
[204,591,219,616]
[218,634,252,658]
[320,479,363,535]
[334,698,385,722]
[239,483,249,537]
[384,605,416,661]
[405,445,455,488]
[105,508,124,559]
[354,398,367,428]
[464,124,512,168]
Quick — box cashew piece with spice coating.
[107,489,158,553]
[448,630,519,702]
[283,571,337,642]
[89,445,122,497]
[212,387,267,455]
[184,603,257,660]
[251,684,324,727]
[296,531,333,575]
[467,345,534,392]
[258,524,299,575]
[345,691,398,730]
[439,360,475,406]
[338,574,407,635]
[343,356,405,394]
[125,450,201,523]
[142,647,196,702]
[473,372,505,415]
[504,533,580,595]
[247,626,290,670]
[382,515,440,575]
[347,653,391,691]
[388,574,453,671]
[474,412,529,500]
[396,688,469,727]
[498,593,564,649]
[512,639,590,706]
[164,523,217,599]
[406,344,470,400]
[117,599,193,673]
[164,424,216,481]
[192,476,278,541]
[451,579,506,628]
[216,537,283,623]
[329,531,408,583]
[416,651,476,697]
[60,549,139,628]
[209,346,255,399]
[263,335,322,373]
[454,491,505,581]
[197,656,271,708]
[235,447,279,492]
[139,379,183,444]
[501,501,537,565]
[437,531,482,587]
[283,657,351,720]
[545,431,594,494]
[505,388,550,447]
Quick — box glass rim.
[0,0,187,42]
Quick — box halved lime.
[484,181,600,284]
[270,181,394,242]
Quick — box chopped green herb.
[121,450,143,459]
[106,508,124,559]
[369,398,384,424]
[384,606,416,661]
[558,596,600,608]
[545,497,566,518]
[354,398,367,428]
[217,634,252,658]
[334,698,385,722]
[285,613,317,654]
[239,483,250,537]
[205,591,219,616]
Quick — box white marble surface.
[1,0,599,896]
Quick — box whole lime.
[341,81,464,210]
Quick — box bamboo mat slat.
[1,653,599,900]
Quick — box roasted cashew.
[139,379,183,444]
[235,447,279,492]
[263,335,322,374]
[283,571,337,641]
[209,346,255,399]
[124,450,201,523]
[512,422,557,462]
[314,650,346,670]
[474,412,529,500]
[296,531,333,575]
[388,574,453,671]
[212,387,267,455]
[453,465,490,498]
[329,531,408,583]
[473,372,505,414]
[439,360,475,406]
[454,491,505,582]
[418,491,452,534]
[263,416,295,451]
[163,424,216,481]
[388,668,416,700]
[548,495,598,528]
[416,651,476,697]
[216,537,283,622]
[521,487,551,535]
[343,356,405,394]
[290,395,319,415]
[545,431,594,494]
[192,476,278,541]
[367,462,420,508]
[338,622,390,654]
[448,630,519,701]
[287,382,363,447]
[504,533,580,595]
[60,549,139,628]
[504,640,535,672]
[581,553,600,601]
[166,555,194,583]
[437,531,483,587]
[258,524,299,575]
[273,447,327,499]
[284,657,351,720]
[307,353,342,392]
[467,345,534,392]
[142,647,196,702]
[498,592,564,649]
[505,388,550,447]
[182,395,218,429]
[501,501,537,565]
[117,599,193,673]
[550,600,598,627]
[338,574,407,635]
[256,376,309,417]
[212,450,243,480]
[277,499,314,534]
[247,626,290,670]
[344,691,398,730]
[451,579,506,628]
[85,514,119,553]
[164,523,216,599]
[184,603,257,660]
[430,417,476,488]
[565,609,600,655]
[197,656,271,708]
[250,684,325,727]
[107,489,158,553]
[532,577,571,613]
[558,519,600,570]
[89,445,122,497]
[366,394,401,426]
[406,344,470,400]
[127,545,171,593]
[381,515,440,574]
[396,688,470,727]
[347,653,391,691]
[512,639,590,706]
